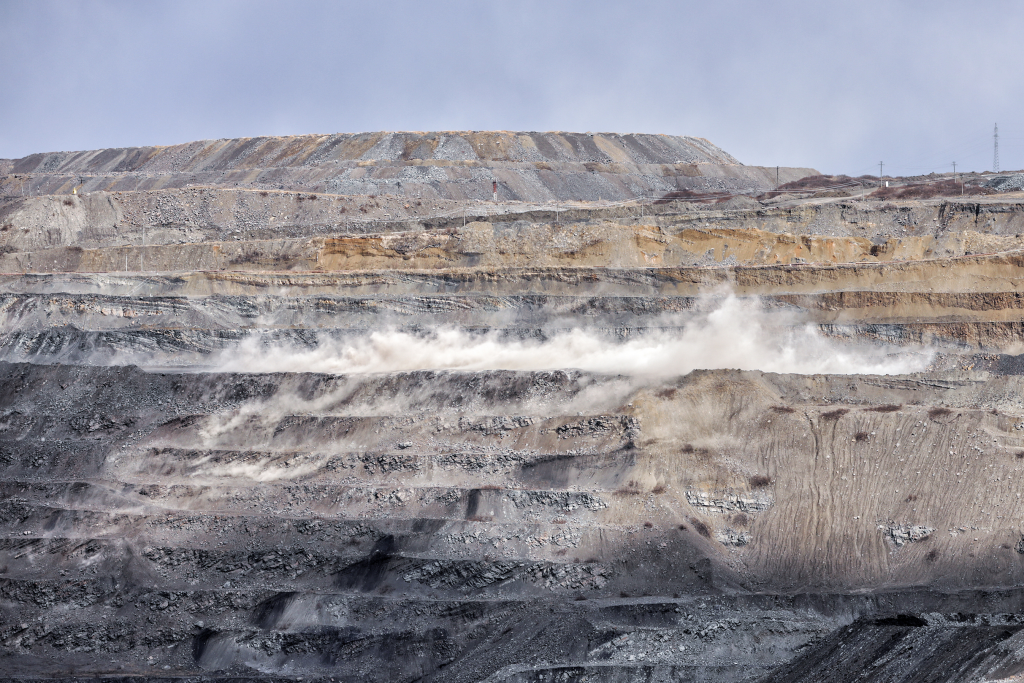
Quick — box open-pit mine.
[6,131,1024,682]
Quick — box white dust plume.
[213,293,932,376]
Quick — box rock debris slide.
[3,131,1024,681]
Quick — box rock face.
[5,133,1024,681]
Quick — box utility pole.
[776,166,779,187]
[994,123,1000,173]
[879,161,884,188]
[952,161,956,183]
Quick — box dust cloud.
[215,293,932,377]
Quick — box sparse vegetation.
[749,475,772,488]
[821,408,849,421]
[871,179,995,200]
[867,404,901,413]
[688,517,711,539]
[654,189,723,204]
[615,480,642,495]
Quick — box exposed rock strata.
[3,133,1024,681]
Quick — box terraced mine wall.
[6,133,1024,682]
[0,131,813,202]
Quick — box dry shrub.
[821,408,849,421]
[655,388,678,399]
[688,517,711,538]
[867,404,901,413]
[552,518,567,525]
[654,189,721,204]
[678,524,687,531]
[651,484,666,495]
[928,407,952,419]
[905,494,918,502]
[615,480,642,496]
[575,595,587,601]
[258,191,269,197]
[731,512,749,526]
[643,522,653,528]
[871,179,994,200]
[925,549,939,563]
[749,475,772,488]
[770,405,796,414]
[1015,451,1024,460]
[854,432,869,442]
[62,198,74,206]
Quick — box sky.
[1,0,1022,176]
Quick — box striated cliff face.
[5,133,1024,682]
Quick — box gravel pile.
[985,173,1024,191]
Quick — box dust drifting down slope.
[215,293,932,376]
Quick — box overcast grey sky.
[2,0,1021,175]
